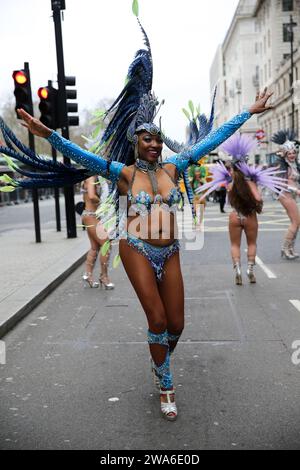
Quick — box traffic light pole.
[51,1,77,239]
[51,146,62,232]
[24,62,41,244]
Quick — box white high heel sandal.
[82,273,99,288]
[160,389,177,421]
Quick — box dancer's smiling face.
[286,149,297,162]
[137,132,163,163]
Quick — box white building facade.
[255,0,300,164]
[210,0,300,164]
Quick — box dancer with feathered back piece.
[0,2,274,420]
[271,130,300,260]
[196,132,288,285]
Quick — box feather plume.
[99,18,153,166]
[195,162,232,199]
[220,132,257,162]
[0,117,92,190]
[271,130,297,146]
[236,162,288,195]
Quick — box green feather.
[0,185,16,192]
[100,240,111,256]
[80,135,92,142]
[91,109,106,119]
[92,124,103,139]
[182,108,191,121]
[2,155,18,171]
[113,254,121,269]
[132,0,139,17]
[188,100,195,118]
[0,174,15,184]
[103,216,117,231]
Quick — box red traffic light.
[38,87,49,100]
[12,70,28,85]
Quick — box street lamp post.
[287,15,297,134]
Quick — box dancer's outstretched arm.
[17,109,125,183]
[165,89,273,173]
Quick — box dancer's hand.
[249,88,274,115]
[17,109,52,138]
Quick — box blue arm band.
[47,131,125,183]
[165,110,252,173]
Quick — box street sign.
[256,129,265,140]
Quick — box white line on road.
[290,300,300,312]
[255,256,277,279]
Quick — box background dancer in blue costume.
[0,3,273,421]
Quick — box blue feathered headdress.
[99,16,159,166]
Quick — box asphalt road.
[1,201,300,450]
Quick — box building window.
[282,0,293,11]
[283,23,292,42]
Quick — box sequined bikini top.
[127,159,182,216]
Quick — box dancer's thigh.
[83,215,101,249]
[279,196,300,223]
[243,214,258,245]
[157,252,184,332]
[229,212,243,245]
[119,240,165,322]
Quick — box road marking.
[255,255,277,279]
[290,300,300,312]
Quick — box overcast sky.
[0,0,240,141]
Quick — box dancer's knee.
[168,320,184,337]
[147,308,167,333]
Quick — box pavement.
[0,197,89,338]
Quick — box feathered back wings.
[196,131,288,199]
[0,117,91,191]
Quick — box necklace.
[135,159,161,195]
[135,158,160,173]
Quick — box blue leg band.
[147,330,173,389]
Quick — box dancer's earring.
[134,143,139,161]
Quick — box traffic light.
[38,84,58,129]
[12,69,32,117]
[65,76,79,127]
